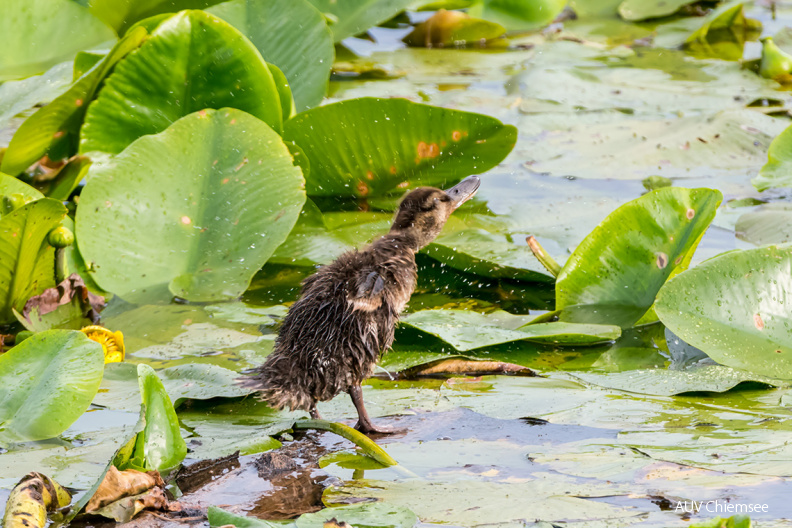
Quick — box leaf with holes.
[283,97,516,197]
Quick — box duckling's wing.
[349,270,385,312]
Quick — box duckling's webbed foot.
[348,385,402,435]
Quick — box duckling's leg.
[309,405,322,420]
[348,385,398,434]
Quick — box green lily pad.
[96,362,253,411]
[283,97,516,197]
[1,27,146,175]
[468,0,567,31]
[0,198,67,324]
[568,364,785,397]
[80,10,283,156]
[617,0,696,22]
[0,62,72,129]
[208,506,278,528]
[425,227,552,283]
[135,364,188,472]
[754,121,792,191]
[296,502,418,528]
[306,0,415,42]
[736,203,792,246]
[0,0,115,81]
[683,2,761,61]
[76,108,305,302]
[656,245,792,380]
[0,330,104,444]
[555,187,722,328]
[208,0,334,110]
[0,173,44,202]
[402,309,621,351]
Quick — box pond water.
[5,1,792,527]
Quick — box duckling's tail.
[236,366,316,413]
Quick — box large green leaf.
[656,245,792,380]
[555,187,723,328]
[306,0,415,42]
[0,173,44,202]
[295,503,418,528]
[76,108,305,302]
[87,0,226,35]
[0,330,104,444]
[468,0,566,31]
[208,507,278,528]
[79,10,283,156]
[402,309,621,351]
[754,121,792,191]
[0,198,67,323]
[1,28,147,175]
[0,0,115,81]
[283,97,516,197]
[137,364,188,472]
[208,0,334,111]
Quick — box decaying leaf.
[402,358,535,378]
[18,273,104,332]
[2,472,72,528]
[85,466,164,512]
[88,488,177,523]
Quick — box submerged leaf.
[656,245,792,380]
[683,2,761,61]
[754,122,792,191]
[618,0,697,22]
[76,108,305,302]
[736,203,792,246]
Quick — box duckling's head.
[391,175,480,249]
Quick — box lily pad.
[0,198,67,324]
[207,0,334,110]
[656,245,792,380]
[736,203,792,246]
[555,187,722,328]
[96,363,253,411]
[402,309,621,351]
[87,0,226,35]
[0,0,115,81]
[468,0,567,31]
[0,330,105,444]
[0,173,44,202]
[568,364,785,397]
[754,121,792,191]
[76,108,305,302]
[80,10,283,156]
[1,28,147,175]
[295,502,418,528]
[283,97,516,197]
[683,2,761,61]
[617,0,697,22]
[306,0,415,42]
[208,506,278,528]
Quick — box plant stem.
[526,236,562,278]
[55,248,68,283]
[293,419,398,467]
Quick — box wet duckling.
[240,175,481,434]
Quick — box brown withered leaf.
[19,273,105,331]
[88,487,179,523]
[85,467,164,512]
[403,358,536,378]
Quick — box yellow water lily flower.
[81,326,125,363]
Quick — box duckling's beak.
[445,175,481,210]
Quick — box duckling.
[239,175,481,434]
